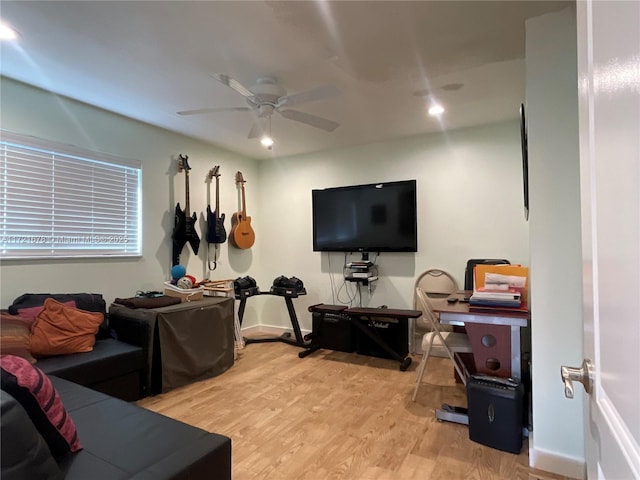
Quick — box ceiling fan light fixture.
[185,74,341,145]
[261,135,274,148]
[0,21,18,41]
[428,104,445,116]
[260,115,274,150]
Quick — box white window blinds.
[0,131,141,259]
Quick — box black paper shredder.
[467,375,524,454]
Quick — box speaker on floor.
[354,316,408,359]
[311,312,355,353]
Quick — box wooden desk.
[431,294,529,380]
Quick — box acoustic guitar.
[171,154,200,265]
[229,171,255,249]
[206,166,226,244]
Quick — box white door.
[574,1,640,478]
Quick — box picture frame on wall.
[520,103,529,221]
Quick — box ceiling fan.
[177,74,341,138]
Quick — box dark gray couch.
[2,293,232,479]
[1,376,232,479]
[7,293,147,401]
[36,338,146,401]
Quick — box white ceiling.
[1,1,570,160]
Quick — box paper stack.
[469,287,522,308]
[473,264,529,305]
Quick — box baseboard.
[529,437,585,479]
[241,324,311,337]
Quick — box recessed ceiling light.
[428,104,445,116]
[0,21,18,41]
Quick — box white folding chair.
[411,269,459,354]
[411,287,473,402]
[414,269,459,301]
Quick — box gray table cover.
[109,296,234,393]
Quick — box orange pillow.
[16,300,76,321]
[30,299,104,357]
[0,313,36,364]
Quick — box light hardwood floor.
[138,342,574,480]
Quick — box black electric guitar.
[206,166,226,244]
[171,154,200,265]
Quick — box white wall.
[0,11,586,476]
[256,123,530,332]
[526,7,585,479]
[4,64,590,474]
[0,77,261,328]
[1,77,529,335]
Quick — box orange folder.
[473,264,529,305]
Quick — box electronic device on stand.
[345,256,378,285]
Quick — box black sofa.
[7,293,148,401]
[1,376,232,479]
[36,338,146,402]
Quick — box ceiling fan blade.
[277,85,341,108]
[247,122,263,139]
[210,74,255,98]
[177,106,250,116]
[279,109,339,132]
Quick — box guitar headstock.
[207,166,220,181]
[178,154,191,173]
[235,171,246,185]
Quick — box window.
[0,131,141,259]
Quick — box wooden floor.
[138,342,573,480]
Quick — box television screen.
[312,180,417,252]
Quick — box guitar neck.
[185,170,190,216]
[240,184,247,217]
[215,176,221,216]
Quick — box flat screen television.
[312,180,417,253]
